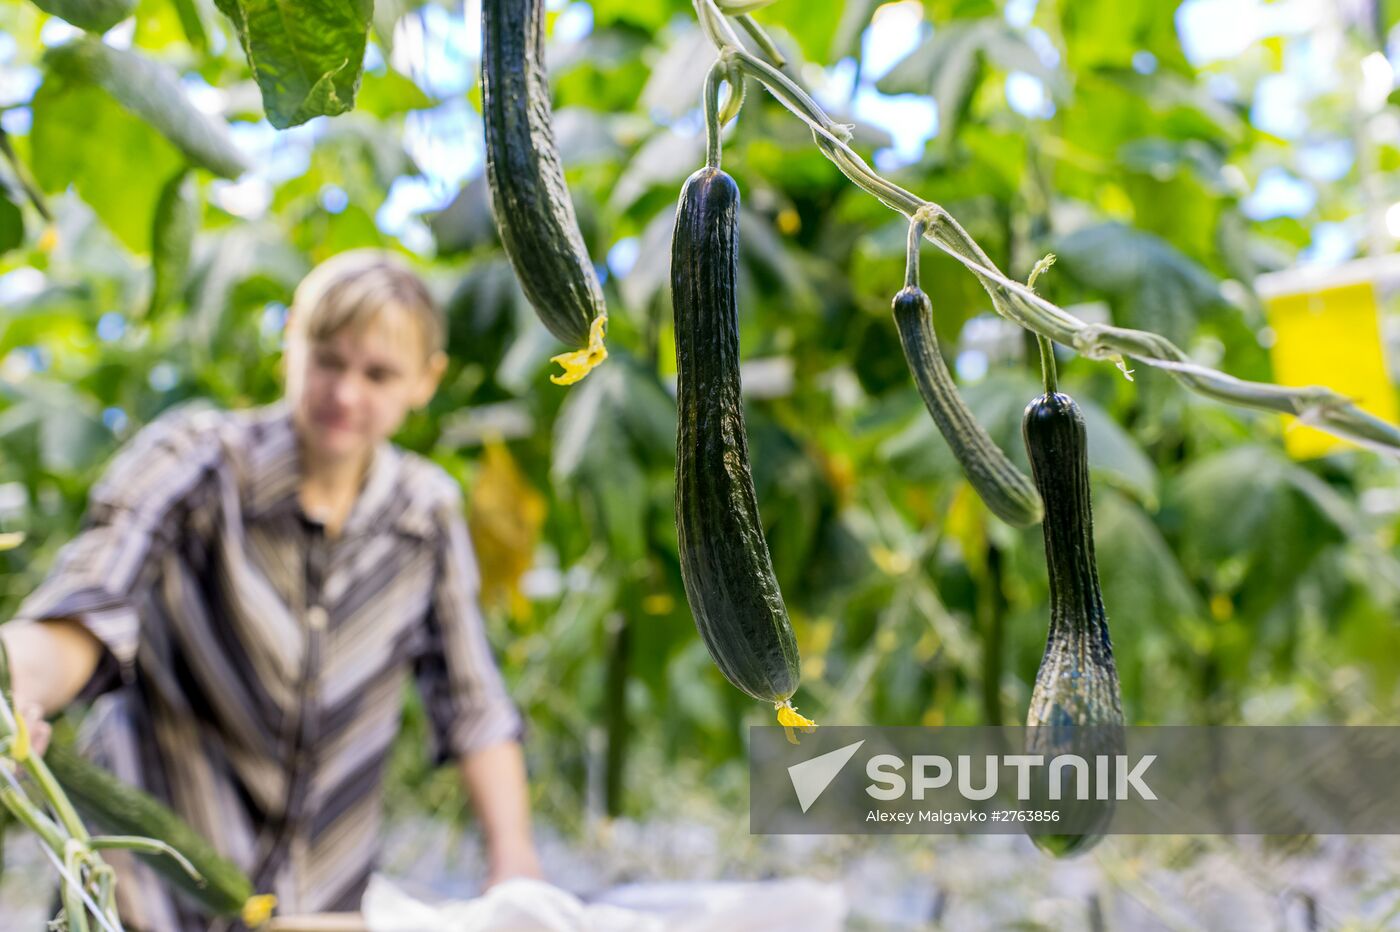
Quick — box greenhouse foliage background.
[3,0,1400,926]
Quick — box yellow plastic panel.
[1265,281,1398,458]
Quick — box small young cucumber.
[892,286,1042,527]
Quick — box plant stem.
[0,127,52,223]
[703,59,725,170]
[905,218,924,290]
[1037,336,1059,395]
[694,18,1400,457]
[715,0,779,12]
[735,14,785,68]
[89,836,203,884]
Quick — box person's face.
[284,304,445,467]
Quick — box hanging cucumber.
[481,0,607,384]
[671,165,811,731]
[1022,387,1124,857]
[896,220,1042,527]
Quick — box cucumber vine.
[691,0,1400,457]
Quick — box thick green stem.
[694,22,1400,457]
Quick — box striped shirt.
[12,401,524,930]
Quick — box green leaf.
[430,177,497,257]
[44,39,249,179]
[1059,0,1189,73]
[877,19,1005,151]
[1095,488,1203,627]
[1053,221,1221,343]
[831,0,881,61]
[148,169,199,316]
[170,0,210,51]
[31,79,184,251]
[29,0,135,33]
[354,67,435,118]
[550,362,655,564]
[213,0,373,129]
[1165,446,1353,606]
[1077,395,1158,508]
[0,187,23,256]
[751,0,842,64]
[0,379,110,472]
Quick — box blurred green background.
[1,0,1399,839]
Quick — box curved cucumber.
[892,286,1042,527]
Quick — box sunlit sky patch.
[368,0,1360,253]
[0,0,1372,269]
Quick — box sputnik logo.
[787,740,865,813]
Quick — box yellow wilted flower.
[776,701,817,745]
[549,313,608,385]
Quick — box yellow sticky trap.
[1264,281,1398,458]
[549,314,608,385]
[776,701,816,745]
[242,894,277,928]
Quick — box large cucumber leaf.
[213,0,373,129]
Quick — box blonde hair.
[290,249,444,356]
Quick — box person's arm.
[415,482,540,888]
[1,618,103,715]
[0,618,103,755]
[456,739,542,887]
[1,405,220,751]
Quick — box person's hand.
[13,700,51,758]
[484,839,543,890]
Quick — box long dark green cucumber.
[672,166,800,704]
[1022,390,1124,857]
[482,0,602,348]
[892,286,1042,527]
[44,741,256,917]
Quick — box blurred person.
[0,249,540,930]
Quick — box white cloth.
[362,874,847,932]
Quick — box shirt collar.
[244,402,402,538]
